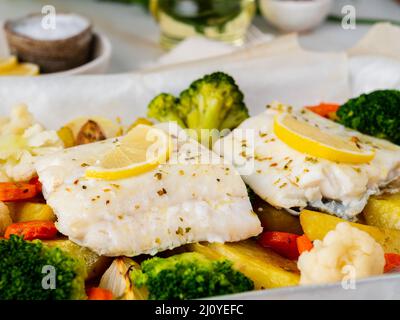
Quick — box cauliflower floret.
[298,222,385,285]
[0,104,63,182]
[23,124,59,147]
[4,151,36,182]
[0,104,34,135]
[0,201,12,235]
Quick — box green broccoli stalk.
[337,90,400,145]
[130,252,253,300]
[146,72,249,140]
[0,236,86,300]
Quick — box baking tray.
[0,27,400,299]
[217,274,400,300]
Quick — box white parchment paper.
[349,23,400,96]
[0,34,349,128]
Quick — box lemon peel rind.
[0,56,17,72]
[85,162,160,181]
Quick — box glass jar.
[150,0,256,49]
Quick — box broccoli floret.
[130,252,253,300]
[147,93,186,128]
[337,90,400,144]
[220,105,250,131]
[146,72,249,136]
[179,72,249,132]
[0,236,86,300]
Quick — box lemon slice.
[274,114,375,164]
[0,63,39,76]
[0,56,17,72]
[85,125,171,180]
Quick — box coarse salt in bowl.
[5,13,93,73]
[11,14,90,41]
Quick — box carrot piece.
[306,103,340,118]
[384,253,400,273]
[4,221,58,240]
[258,231,300,260]
[87,287,113,300]
[30,177,42,193]
[296,235,313,255]
[0,182,38,201]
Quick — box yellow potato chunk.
[364,193,400,230]
[57,126,75,148]
[253,197,302,234]
[0,202,12,235]
[13,202,56,222]
[44,239,111,280]
[188,241,299,290]
[300,210,400,254]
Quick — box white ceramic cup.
[259,0,333,32]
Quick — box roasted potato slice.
[12,202,56,222]
[252,196,302,234]
[0,202,12,235]
[364,193,400,230]
[76,120,106,145]
[300,209,400,254]
[188,241,300,289]
[66,116,122,141]
[44,239,112,280]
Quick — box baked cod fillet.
[35,124,262,257]
[214,105,400,220]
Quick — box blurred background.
[0,0,399,74]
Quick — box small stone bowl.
[4,13,93,73]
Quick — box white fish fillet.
[35,124,261,256]
[214,105,400,220]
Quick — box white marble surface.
[0,0,399,73]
